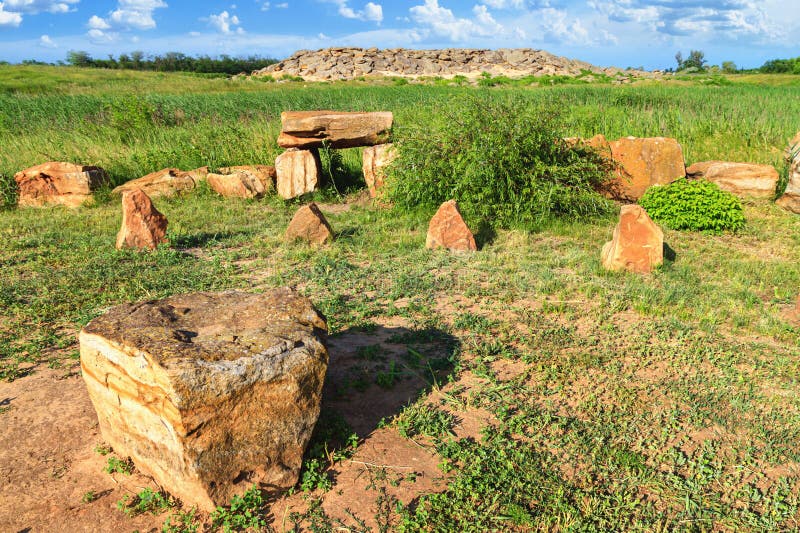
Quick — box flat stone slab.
[79,289,328,510]
[686,161,779,198]
[278,110,393,149]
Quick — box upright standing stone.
[601,204,664,274]
[777,133,800,214]
[79,289,328,511]
[426,200,477,252]
[278,111,393,149]
[115,189,168,250]
[362,143,397,198]
[275,149,322,199]
[686,161,779,198]
[285,203,334,245]
[606,137,686,201]
[14,162,108,207]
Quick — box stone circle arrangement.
[9,110,800,510]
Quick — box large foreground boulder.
[686,161,778,198]
[116,189,168,250]
[606,137,685,201]
[278,111,393,149]
[79,289,328,511]
[14,162,108,207]
[426,200,477,252]
[112,167,208,198]
[275,149,322,199]
[601,205,664,274]
[285,203,333,245]
[362,143,397,198]
[777,135,800,214]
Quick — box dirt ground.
[0,318,453,532]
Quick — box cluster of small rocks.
[254,47,660,82]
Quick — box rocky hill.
[253,47,659,82]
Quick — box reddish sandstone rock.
[275,149,322,199]
[686,161,779,198]
[218,165,276,190]
[14,162,108,207]
[115,189,168,250]
[278,110,393,149]
[113,167,207,198]
[426,200,477,252]
[362,143,397,198]
[79,289,328,511]
[207,170,268,199]
[285,203,333,245]
[606,137,686,201]
[601,204,664,274]
[777,134,800,214]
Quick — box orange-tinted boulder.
[777,135,800,214]
[686,161,778,198]
[285,203,333,245]
[606,137,685,201]
[426,200,477,252]
[362,143,397,198]
[275,149,322,199]
[115,189,168,250]
[278,110,393,149]
[112,167,207,198]
[207,169,270,199]
[601,204,664,274]
[14,162,108,207]
[218,165,276,190]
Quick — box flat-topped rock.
[606,137,685,201]
[686,161,779,198]
[275,149,322,199]
[14,162,108,207]
[601,204,664,273]
[79,289,328,511]
[112,167,208,198]
[362,143,397,198]
[278,110,393,149]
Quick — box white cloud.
[481,0,525,8]
[0,2,23,25]
[87,14,110,29]
[87,28,117,42]
[325,0,382,23]
[38,34,57,47]
[206,10,243,34]
[262,1,288,9]
[410,0,503,41]
[3,0,77,14]
[108,0,167,30]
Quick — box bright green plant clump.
[387,95,615,228]
[639,178,745,233]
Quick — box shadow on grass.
[663,242,677,263]
[171,231,242,248]
[475,221,497,250]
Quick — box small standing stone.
[275,149,322,199]
[285,203,333,245]
[115,189,168,250]
[601,204,664,274]
[362,143,397,198]
[426,200,477,252]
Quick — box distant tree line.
[64,51,277,74]
[758,57,800,74]
[670,50,800,75]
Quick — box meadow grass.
[1,66,800,530]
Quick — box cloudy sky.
[0,0,797,69]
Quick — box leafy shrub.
[639,178,745,233]
[386,95,614,228]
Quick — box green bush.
[639,178,745,233]
[386,95,614,228]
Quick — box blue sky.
[0,0,797,69]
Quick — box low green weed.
[639,178,745,233]
[210,485,267,532]
[116,488,175,517]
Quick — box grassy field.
[1,66,800,531]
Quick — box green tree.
[721,61,737,74]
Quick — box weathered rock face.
[112,167,208,198]
[777,135,800,214]
[79,289,328,511]
[601,205,664,274]
[686,161,779,198]
[218,165,276,190]
[254,47,659,82]
[207,168,272,199]
[278,111,393,149]
[362,143,397,198]
[275,149,322,199]
[606,137,686,201]
[115,189,168,250]
[14,162,108,207]
[285,203,333,245]
[426,200,477,252]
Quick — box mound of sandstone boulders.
[14,162,108,207]
[255,47,659,82]
[79,288,328,511]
